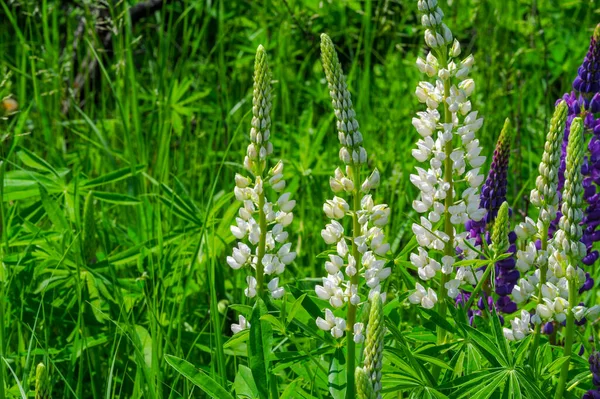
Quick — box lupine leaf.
[459,323,504,367]
[164,355,233,399]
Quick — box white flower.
[271,223,288,243]
[505,310,532,341]
[441,255,454,274]
[227,242,252,270]
[515,217,537,239]
[445,279,461,298]
[361,169,380,192]
[245,276,257,298]
[337,239,349,258]
[324,196,350,219]
[346,255,358,277]
[321,220,344,244]
[516,243,537,273]
[315,309,346,338]
[278,243,296,265]
[268,277,285,299]
[235,174,251,188]
[315,272,345,308]
[353,323,365,343]
[231,315,250,334]
[277,192,296,212]
[408,283,437,309]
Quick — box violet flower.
[463,119,518,317]
[583,351,600,399]
[555,25,600,297]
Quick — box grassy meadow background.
[1,0,599,397]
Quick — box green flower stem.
[464,261,494,312]
[346,163,362,399]
[555,278,577,399]
[433,52,453,382]
[529,227,549,367]
[256,187,267,298]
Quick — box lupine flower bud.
[355,367,376,399]
[491,202,510,256]
[247,45,273,174]
[362,292,385,399]
[35,362,50,399]
[320,34,368,165]
[531,101,568,224]
[555,117,585,262]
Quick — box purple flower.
[583,351,600,398]
[556,25,600,299]
[574,25,600,94]
[463,120,518,317]
[583,391,600,399]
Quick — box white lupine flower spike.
[228,45,296,302]
[409,1,490,352]
[504,102,571,379]
[317,33,392,395]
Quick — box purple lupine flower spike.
[574,25,600,94]
[556,25,600,301]
[463,119,518,317]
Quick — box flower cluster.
[314,34,391,341]
[408,0,487,310]
[506,116,599,340]
[228,46,297,334]
[554,25,600,289]
[464,120,518,317]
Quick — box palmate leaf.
[164,355,234,399]
[406,386,449,399]
[457,323,505,367]
[439,368,506,398]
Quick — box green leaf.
[92,191,140,205]
[81,165,145,188]
[419,307,455,334]
[17,147,59,176]
[286,293,307,325]
[260,314,286,334]
[165,355,233,399]
[38,184,69,231]
[458,323,504,367]
[328,347,346,399]
[248,298,272,399]
[279,379,300,399]
[234,365,259,399]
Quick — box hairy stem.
[257,188,267,298]
[345,164,362,399]
[555,278,577,399]
[433,55,454,383]
[529,226,549,367]
[464,260,495,311]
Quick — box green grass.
[0,0,599,397]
